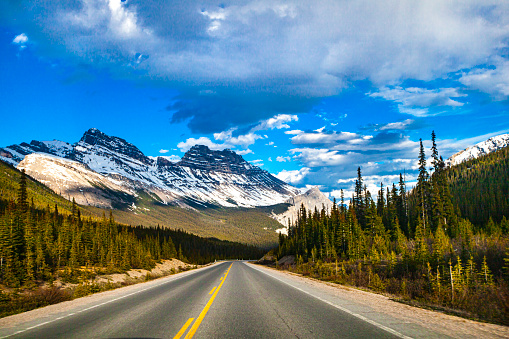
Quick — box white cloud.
[290,130,361,145]
[236,149,253,155]
[285,130,303,135]
[459,60,509,100]
[213,128,262,148]
[379,119,415,131]
[290,148,354,167]
[177,137,225,152]
[12,1,509,110]
[159,149,169,154]
[276,167,311,185]
[254,114,298,131]
[276,156,291,162]
[13,33,28,45]
[369,86,465,116]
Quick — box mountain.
[2,128,299,210]
[446,134,509,167]
[269,187,334,234]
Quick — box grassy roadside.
[0,258,198,319]
[257,258,509,326]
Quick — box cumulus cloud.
[254,114,298,131]
[12,33,28,49]
[177,112,298,152]
[236,149,253,155]
[213,129,262,148]
[12,33,28,44]
[276,167,311,186]
[3,1,509,131]
[459,60,509,100]
[176,137,224,152]
[159,149,169,154]
[369,86,466,116]
[276,156,291,162]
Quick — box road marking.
[0,262,223,339]
[173,318,194,339]
[249,264,412,339]
[181,263,233,339]
[209,287,216,295]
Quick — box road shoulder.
[249,263,509,339]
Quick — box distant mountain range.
[1,128,300,209]
[446,134,509,167]
[0,128,332,229]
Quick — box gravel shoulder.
[251,263,509,339]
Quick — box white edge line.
[248,263,413,339]
[0,262,225,339]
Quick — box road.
[0,261,492,338]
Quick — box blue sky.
[1,1,509,199]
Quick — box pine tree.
[398,173,409,236]
[354,167,366,228]
[417,139,429,234]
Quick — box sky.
[1,0,509,200]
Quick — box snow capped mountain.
[0,139,73,166]
[446,134,509,167]
[1,128,300,209]
[271,186,334,234]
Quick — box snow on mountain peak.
[1,129,300,210]
[446,133,509,167]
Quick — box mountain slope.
[446,134,509,166]
[444,144,509,227]
[270,187,334,234]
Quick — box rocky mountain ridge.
[446,133,509,167]
[271,186,334,234]
[2,128,302,210]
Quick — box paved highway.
[0,261,454,338]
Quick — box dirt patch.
[94,259,193,284]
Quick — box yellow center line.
[182,263,233,339]
[209,286,216,295]
[174,317,194,339]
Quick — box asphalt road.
[1,261,448,338]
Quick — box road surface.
[0,261,501,338]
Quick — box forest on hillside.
[0,169,262,288]
[277,132,509,324]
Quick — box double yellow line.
[174,263,233,339]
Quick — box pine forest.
[276,132,509,324]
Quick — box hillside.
[0,159,280,247]
[444,145,509,227]
[0,159,78,215]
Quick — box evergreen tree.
[417,139,429,234]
